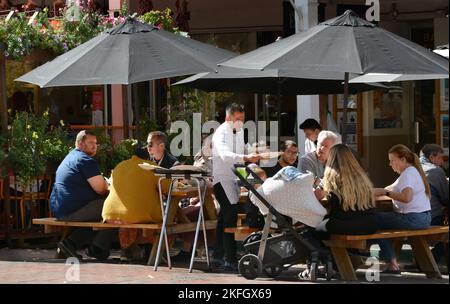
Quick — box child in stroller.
[233,165,333,281]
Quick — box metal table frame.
[153,170,211,273]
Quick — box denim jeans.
[369,211,431,261]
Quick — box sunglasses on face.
[147,141,162,148]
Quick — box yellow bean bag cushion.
[102,156,170,224]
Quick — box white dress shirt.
[304,138,317,154]
[212,121,245,204]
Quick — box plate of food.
[174,180,190,190]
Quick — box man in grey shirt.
[298,130,341,179]
[420,144,448,222]
[419,144,448,264]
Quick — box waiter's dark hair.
[299,118,321,130]
[226,103,245,116]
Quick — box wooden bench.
[224,226,261,241]
[33,217,217,265]
[323,226,449,281]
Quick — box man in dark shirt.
[51,130,115,260]
[134,131,180,168]
[263,140,299,177]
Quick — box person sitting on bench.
[419,144,449,265]
[372,144,432,274]
[51,130,116,261]
[314,144,378,236]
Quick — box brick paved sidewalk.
[0,248,447,284]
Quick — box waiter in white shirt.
[211,103,260,271]
[299,118,322,154]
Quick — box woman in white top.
[372,144,431,274]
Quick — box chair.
[8,175,53,230]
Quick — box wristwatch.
[385,191,390,197]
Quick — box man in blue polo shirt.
[51,130,115,260]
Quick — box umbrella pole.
[254,93,258,147]
[122,85,130,139]
[342,72,349,145]
[133,83,140,140]
[0,43,12,246]
[277,79,282,148]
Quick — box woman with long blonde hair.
[372,144,431,274]
[315,144,378,235]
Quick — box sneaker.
[85,245,109,261]
[223,261,239,273]
[58,239,82,260]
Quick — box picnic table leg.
[409,236,442,279]
[189,178,209,273]
[154,178,174,271]
[329,247,357,281]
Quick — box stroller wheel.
[238,254,262,280]
[263,265,283,278]
[298,262,318,281]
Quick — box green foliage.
[120,0,129,17]
[137,119,162,143]
[0,10,49,59]
[89,128,112,176]
[1,4,118,60]
[42,122,73,162]
[7,111,73,187]
[1,5,181,60]
[8,111,49,188]
[111,138,138,169]
[139,8,179,33]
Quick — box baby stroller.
[233,165,333,281]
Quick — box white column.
[293,0,320,155]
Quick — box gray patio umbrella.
[16,17,235,87]
[174,66,385,95]
[15,17,235,137]
[218,10,449,143]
